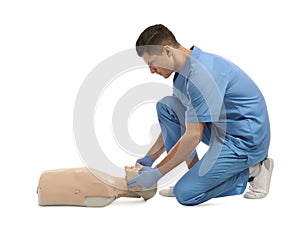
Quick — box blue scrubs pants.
[157,96,250,206]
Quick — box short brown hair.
[136,24,180,57]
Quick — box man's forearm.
[157,133,200,175]
[157,122,204,175]
[146,132,165,160]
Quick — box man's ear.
[163,45,172,57]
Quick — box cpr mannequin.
[37,163,156,207]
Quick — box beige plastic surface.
[37,164,156,207]
[38,189,116,207]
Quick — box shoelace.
[248,180,256,191]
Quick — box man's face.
[142,51,174,78]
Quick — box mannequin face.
[142,49,175,78]
[125,163,145,191]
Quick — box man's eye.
[148,61,155,66]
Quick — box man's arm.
[128,123,204,189]
[157,122,204,175]
[136,132,165,166]
[146,132,165,160]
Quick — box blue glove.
[136,155,154,167]
[127,166,163,189]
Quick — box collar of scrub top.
[173,45,202,81]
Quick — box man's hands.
[136,155,155,167]
[127,166,163,189]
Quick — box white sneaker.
[244,158,274,199]
[159,186,175,197]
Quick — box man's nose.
[149,66,157,74]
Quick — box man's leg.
[173,145,249,206]
[156,96,201,197]
[156,96,213,197]
[156,95,211,155]
[156,95,201,159]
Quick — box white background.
[0,0,299,235]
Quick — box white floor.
[3,160,296,236]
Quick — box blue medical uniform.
[156,46,270,205]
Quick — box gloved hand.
[136,155,154,167]
[127,166,163,189]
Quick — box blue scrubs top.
[173,46,270,162]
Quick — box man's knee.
[173,180,206,206]
[156,96,178,114]
[173,182,188,205]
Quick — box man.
[127,24,274,205]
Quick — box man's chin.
[162,73,172,79]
